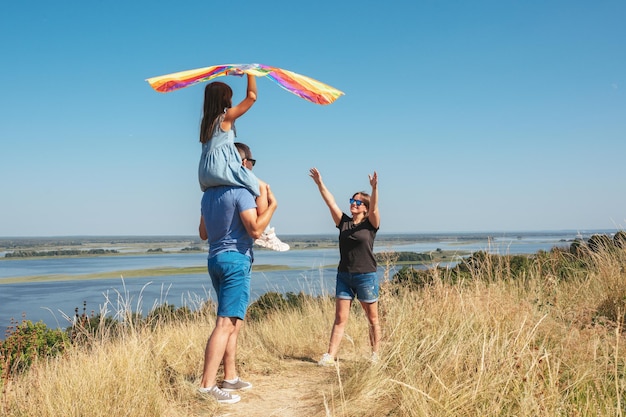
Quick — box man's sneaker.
[221,377,252,392]
[198,385,241,404]
[318,353,335,367]
[370,352,379,364]
[255,227,290,252]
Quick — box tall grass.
[2,245,625,416]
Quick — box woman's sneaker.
[318,353,335,367]
[198,386,241,404]
[255,227,290,251]
[221,377,252,392]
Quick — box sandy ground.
[207,358,334,417]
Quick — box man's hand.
[265,184,278,209]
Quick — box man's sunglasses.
[244,158,256,167]
[349,198,364,206]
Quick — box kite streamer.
[146,63,344,105]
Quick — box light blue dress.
[198,115,260,196]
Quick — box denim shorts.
[335,271,379,303]
[208,251,252,320]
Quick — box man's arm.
[239,184,277,239]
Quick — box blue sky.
[1,0,624,237]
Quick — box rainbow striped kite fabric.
[146,63,344,105]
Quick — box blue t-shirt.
[201,186,257,259]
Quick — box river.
[0,231,591,333]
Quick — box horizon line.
[0,228,621,240]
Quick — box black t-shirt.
[337,214,378,273]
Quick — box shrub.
[146,303,192,324]
[247,291,312,321]
[67,312,123,345]
[569,239,585,255]
[595,296,626,328]
[393,249,594,289]
[534,247,590,282]
[587,234,614,253]
[453,251,516,282]
[375,251,432,263]
[392,265,435,290]
[614,230,626,249]
[1,319,69,378]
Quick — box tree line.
[4,249,119,258]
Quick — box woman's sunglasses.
[349,198,364,206]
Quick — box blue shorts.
[335,271,379,303]
[208,251,252,320]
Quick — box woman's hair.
[200,82,233,144]
[352,191,370,212]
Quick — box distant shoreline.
[0,229,612,241]
[1,229,606,250]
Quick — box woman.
[309,167,381,365]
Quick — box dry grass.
[2,246,625,416]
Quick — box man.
[236,142,256,171]
[197,142,279,404]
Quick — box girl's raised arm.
[224,74,257,124]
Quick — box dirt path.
[214,358,333,417]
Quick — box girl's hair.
[352,191,370,211]
[200,82,234,144]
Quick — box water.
[0,231,595,333]
[0,249,342,280]
[0,247,349,333]
[0,268,341,332]
[386,233,574,255]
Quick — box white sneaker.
[255,227,290,251]
[221,377,252,392]
[198,385,241,404]
[318,353,335,367]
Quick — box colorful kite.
[146,63,344,105]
